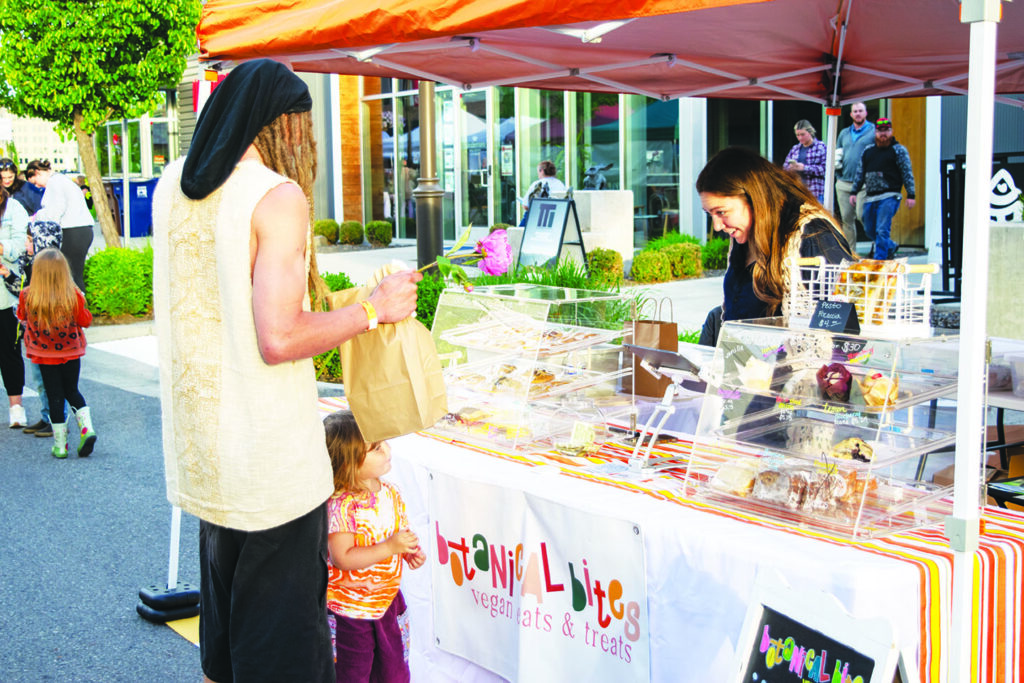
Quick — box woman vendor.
[697,147,853,347]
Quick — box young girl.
[16,248,96,458]
[323,409,425,683]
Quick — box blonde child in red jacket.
[16,248,95,458]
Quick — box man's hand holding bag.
[327,263,447,442]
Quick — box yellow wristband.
[360,300,378,331]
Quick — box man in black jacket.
[849,118,916,259]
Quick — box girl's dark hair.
[538,160,556,177]
[25,159,51,179]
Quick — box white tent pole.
[168,505,182,588]
[948,1,999,679]
[823,108,840,212]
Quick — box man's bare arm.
[250,182,421,365]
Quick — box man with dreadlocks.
[152,60,421,682]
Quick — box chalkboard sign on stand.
[518,197,588,273]
[733,574,908,683]
[810,299,861,335]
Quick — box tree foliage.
[0,0,201,246]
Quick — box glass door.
[460,90,490,229]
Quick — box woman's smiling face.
[700,192,752,244]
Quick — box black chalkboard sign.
[810,299,861,335]
[741,606,875,682]
[733,578,902,683]
[518,197,588,272]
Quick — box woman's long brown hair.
[696,146,846,310]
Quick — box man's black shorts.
[199,502,333,683]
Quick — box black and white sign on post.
[518,197,588,273]
[733,574,909,683]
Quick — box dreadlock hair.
[252,110,329,305]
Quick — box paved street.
[0,341,201,682]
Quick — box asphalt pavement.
[0,341,199,682]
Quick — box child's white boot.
[75,406,97,457]
[51,422,68,459]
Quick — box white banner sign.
[429,472,650,683]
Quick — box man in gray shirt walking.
[833,102,875,252]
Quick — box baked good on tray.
[816,363,853,402]
[832,258,903,325]
[859,372,899,407]
[829,437,874,463]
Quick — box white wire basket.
[786,257,938,338]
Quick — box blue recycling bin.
[108,178,160,237]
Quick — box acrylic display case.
[430,284,634,454]
[686,318,965,539]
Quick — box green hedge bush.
[415,271,448,331]
[338,220,364,245]
[645,231,700,252]
[702,236,730,270]
[83,245,153,318]
[313,218,339,244]
[661,242,703,278]
[586,247,624,289]
[629,250,672,283]
[312,271,357,383]
[365,220,393,247]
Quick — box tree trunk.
[73,110,121,248]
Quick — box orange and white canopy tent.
[198,0,1024,106]
[196,2,1019,679]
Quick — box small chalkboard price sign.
[810,299,861,335]
[733,575,907,683]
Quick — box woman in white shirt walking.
[25,160,94,292]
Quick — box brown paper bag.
[328,287,448,442]
[628,298,678,398]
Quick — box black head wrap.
[181,59,313,200]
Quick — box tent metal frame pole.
[415,80,444,269]
[823,108,840,212]
[948,1,1000,678]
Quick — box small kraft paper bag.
[327,282,447,443]
[628,297,678,398]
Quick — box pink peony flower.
[475,229,512,276]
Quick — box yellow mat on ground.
[168,616,199,646]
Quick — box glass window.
[495,87,517,225]
[436,88,457,239]
[151,121,170,177]
[396,93,420,239]
[771,101,826,167]
[707,98,761,155]
[625,95,680,245]
[574,92,620,191]
[372,98,395,223]
[460,90,489,228]
[518,88,566,221]
[128,121,142,175]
